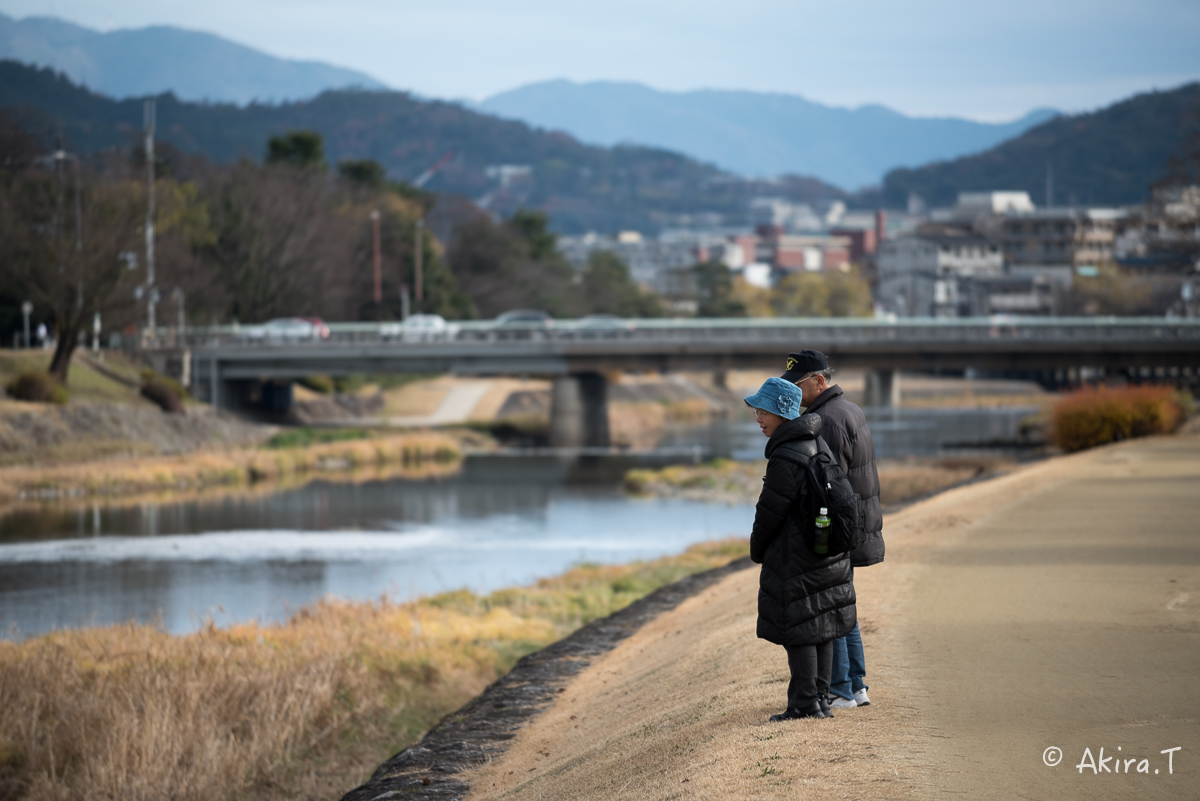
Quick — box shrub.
[4,370,68,404]
[297,374,335,394]
[1052,385,1186,452]
[266,427,370,449]
[140,369,188,399]
[141,378,183,413]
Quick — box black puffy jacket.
[750,414,857,648]
[804,385,885,567]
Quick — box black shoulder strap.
[774,451,829,510]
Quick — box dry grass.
[625,459,765,503]
[624,456,1016,509]
[1051,384,1190,452]
[610,398,721,450]
[0,431,467,506]
[0,539,749,801]
[876,457,1015,506]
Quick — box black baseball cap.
[780,350,829,382]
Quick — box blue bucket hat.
[743,377,804,420]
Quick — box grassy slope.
[0,538,749,801]
[0,350,148,406]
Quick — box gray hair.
[796,367,834,386]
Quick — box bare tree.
[198,163,353,323]
[0,160,143,382]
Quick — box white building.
[877,233,1004,317]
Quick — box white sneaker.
[829,695,857,709]
[853,689,871,706]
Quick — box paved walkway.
[904,434,1200,799]
[385,381,493,427]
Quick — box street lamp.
[370,209,382,319]
[171,286,186,347]
[20,301,32,349]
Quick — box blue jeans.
[829,622,867,701]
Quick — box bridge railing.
[169,316,1200,350]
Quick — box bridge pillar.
[863,368,901,408]
[549,372,610,448]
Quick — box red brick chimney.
[875,209,887,244]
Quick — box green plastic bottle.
[814,507,831,555]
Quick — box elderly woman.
[744,377,857,721]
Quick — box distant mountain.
[0,61,846,235]
[880,82,1200,209]
[0,12,387,104]
[478,80,1058,189]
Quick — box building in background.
[876,231,1003,317]
[879,191,1155,317]
[998,207,1125,284]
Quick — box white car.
[241,317,330,342]
[393,314,457,342]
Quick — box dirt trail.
[461,434,1200,800]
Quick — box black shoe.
[769,700,825,721]
[818,694,834,718]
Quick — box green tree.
[770,269,872,317]
[1065,263,1154,315]
[506,210,559,261]
[337,158,386,190]
[694,260,746,317]
[448,210,583,318]
[265,130,326,169]
[581,250,662,317]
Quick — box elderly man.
[781,349,884,709]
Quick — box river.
[0,407,1040,640]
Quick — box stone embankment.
[0,401,271,467]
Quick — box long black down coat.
[804,385,885,568]
[750,413,857,648]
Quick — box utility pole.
[1045,161,1054,209]
[172,287,186,345]
[21,301,32,349]
[414,218,424,313]
[52,137,84,320]
[370,209,382,319]
[144,99,157,335]
[73,156,83,316]
[54,135,64,284]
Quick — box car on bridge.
[239,317,330,342]
[578,314,637,332]
[486,309,555,340]
[493,309,554,328]
[379,314,459,343]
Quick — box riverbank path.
[460,433,1200,800]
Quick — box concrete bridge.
[184,316,1200,447]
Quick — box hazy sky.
[4,0,1198,120]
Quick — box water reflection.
[660,406,1042,461]
[0,409,1043,640]
[0,456,754,639]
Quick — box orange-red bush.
[1052,385,1186,452]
